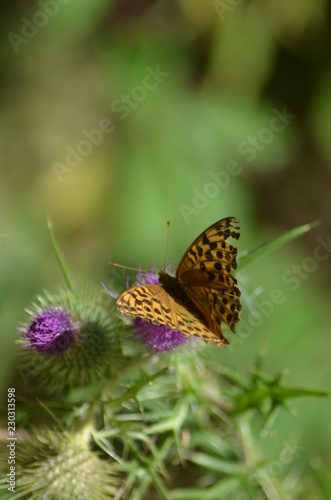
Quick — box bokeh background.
[1,0,331,493]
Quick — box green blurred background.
[1,0,331,491]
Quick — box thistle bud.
[12,429,117,499]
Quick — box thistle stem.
[47,215,74,293]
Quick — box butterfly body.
[158,272,196,312]
[116,217,241,346]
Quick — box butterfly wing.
[177,217,241,343]
[116,284,224,345]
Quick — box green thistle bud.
[17,289,126,393]
[11,429,117,499]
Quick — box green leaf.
[188,452,242,475]
[168,478,242,499]
[146,402,188,435]
[238,220,321,270]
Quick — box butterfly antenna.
[109,262,147,272]
[163,220,170,268]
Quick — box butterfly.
[115,217,241,346]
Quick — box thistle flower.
[117,264,189,354]
[17,289,124,393]
[132,317,189,353]
[19,306,78,356]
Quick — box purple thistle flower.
[19,307,78,356]
[132,317,189,354]
[118,263,189,353]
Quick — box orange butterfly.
[116,217,241,346]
